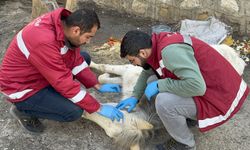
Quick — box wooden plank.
[31,0,59,19]
[65,0,78,12]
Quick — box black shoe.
[10,105,45,133]
[186,118,198,128]
[166,139,196,150]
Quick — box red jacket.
[0,8,100,113]
[148,32,249,132]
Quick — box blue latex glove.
[98,105,124,121]
[99,83,121,93]
[116,97,138,113]
[144,81,159,101]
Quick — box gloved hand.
[98,83,121,93]
[98,104,124,121]
[116,97,138,113]
[144,81,159,101]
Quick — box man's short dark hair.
[120,30,152,58]
[65,9,100,34]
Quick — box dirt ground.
[0,0,250,150]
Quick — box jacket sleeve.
[72,49,99,88]
[28,43,100,113]
[132,68,155,100]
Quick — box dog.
[83,41,246,150]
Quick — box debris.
[231,39,250,63]
[151,25,171,34]
[222,36,234,46]
[93,37,121,52]
[180,17,231,44]
[106,37,121,46]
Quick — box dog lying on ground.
[83,42,246,150]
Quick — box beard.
[138,56,150,70]
[65,36,84,48]
[68,39,81,48]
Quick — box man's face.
[126,54,147,68]
[66,25,98,47]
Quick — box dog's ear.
[120,110,154,130]
[135,118,153,130]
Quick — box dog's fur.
[90,62,143,99]
[83,44,246,150]
[83,97,168,150]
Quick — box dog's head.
[82,103,153,148]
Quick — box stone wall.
[80,0,250,36]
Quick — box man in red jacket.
[0,8,123,133]
[116,30,249,150]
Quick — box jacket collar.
[50,8,71,42]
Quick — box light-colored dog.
[83,43,246,150]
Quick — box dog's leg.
[90,61,128,76]
[98,73,122,84]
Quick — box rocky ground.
[0,0,249,150]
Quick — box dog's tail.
[212,44,246,75]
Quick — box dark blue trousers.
[13,51,91,122]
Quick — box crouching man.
[116,30,249,150]
[0,8,123,133]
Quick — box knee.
[64,108,83,122]
[155,93,174,115]
[155,94,165,113]
[80,51,91,65]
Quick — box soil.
[0,0,249,150]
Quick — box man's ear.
[139,48,149,58]
[71,26,81,35]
